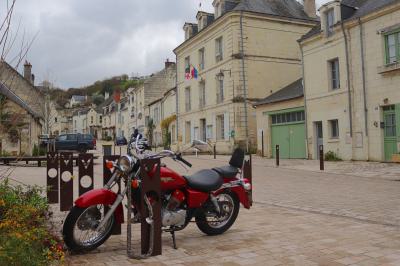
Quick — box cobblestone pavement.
[65,204,400,266]
[1,154,400,265]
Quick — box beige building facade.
[0,61,44,155]
[300,0,400,162]
[174,0,317,154]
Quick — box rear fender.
[215,185,251,209]
[74,189,124,224]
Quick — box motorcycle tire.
[63,205,115,253]
[195,191,240,236]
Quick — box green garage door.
[271,110,306,159]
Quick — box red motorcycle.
[62,140,252,253]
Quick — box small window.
[329,58,340,90]
[206,125,213,139]
[184,56,190,75]
[326,9,334,36]
[329,119,339,138]
[216,114,225,140]
[199,48,205,70]
[199,81,206,108]
[385,32,400,64]
[384,113,396,137]
[185,87,191,111]
[215,37,223,62]
[217,79,224,103]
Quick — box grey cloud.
[1,0,327,88]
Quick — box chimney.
[165,59,175,69]
[24,61,32,84]
[304,0,317,18]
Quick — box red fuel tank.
[159,166,187,191]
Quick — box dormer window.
[213,0,224,18]
[326,8,335,36]
[215,3,220,17]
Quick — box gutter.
[175,53,179,151]
[299,43,310,159]
[341,22,353,138]
[358,18,368,137]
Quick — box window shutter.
[224,112,230,140]
[182,122,186,144]
[190,124,194,144]
[213,114,217,141]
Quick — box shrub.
[324,151,342,161]
[33,144,47,156]
[0,180,64,265]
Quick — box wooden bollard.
[319,145,324,171]
[276,145,280,167]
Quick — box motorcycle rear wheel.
[63,204,115,252]
[195,191,240,236]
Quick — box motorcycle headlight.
[118,156,134,173]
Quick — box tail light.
[93,138,97,147]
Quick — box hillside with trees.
[47,74,144,107]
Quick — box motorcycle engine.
[162,189,186,227]
[162,209,186,227]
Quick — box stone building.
[0,60,44,155]
[174,0,318,154]
[146,87,177,149]
[254,79,306,158]
[299,0,400,161]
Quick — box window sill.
[378,62,400,74]
[327,138,339,143]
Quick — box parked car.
[39,134,50,146]
[115,136,128,146]
[55,133,96,153]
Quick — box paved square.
[2,154,400,265]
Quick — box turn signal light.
[105,161,114,169]
[243,183,252,191]
[131,180,139,189]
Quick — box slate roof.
[300,0,399,42]
[350,0,399,19]
[0,81,42,119]
[254,79,303,106]
[234,0,318,21]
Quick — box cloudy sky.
[1,0,327,89]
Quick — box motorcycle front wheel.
[195,191,240,236]
[63,204,115,252]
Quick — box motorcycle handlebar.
[176,153,192,168]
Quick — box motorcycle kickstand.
[170,231,177,249]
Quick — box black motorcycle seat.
[184,169,223,192]
[212,165,239,178]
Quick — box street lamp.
[217,69,231,81]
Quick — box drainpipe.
[358,18,368,136]
[175,53,179,151]
[341,22,353,138]
[240,11,249,153]
[358,18,369,160]
[299,42,310,159]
